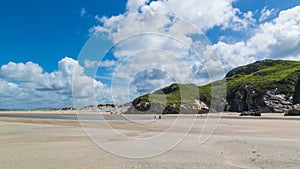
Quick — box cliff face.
[225,60,300,113]
[126,60,300,114]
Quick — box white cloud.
[112,4,299,89]
[259,7,277,23]
[86,1,300,104]
[4,2,295,109]
[88,0,255,97]
[6,2,300,110]
[126,0,149,13]
[207,41,257,70]
[109,48,204,104]
[0,62,43,82]
[91,0,256,42]
[88,0,256,77]
[0,57,109,109]
[80,7,87,17]
[227,10,256,31]
[142,0,256,31]
[0,79,20,98]
[84,59,116,69]
[209,5,300,71]
[254,6,300,59]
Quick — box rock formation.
[127,60,300,114]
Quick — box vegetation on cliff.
[126,60,300,114]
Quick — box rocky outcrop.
[225,60,300,113]
[292,75,300,104]
[80,104,129,113]
[226,88,294,113]
[263,89,293,113]
[226,86,267,112]
[285,104,300,116]
[56,104,130,113]
[126,60,300,114]
[125,98,209,114]
[59,107,77,111]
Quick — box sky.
[0,0,300,109]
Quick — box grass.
[226,60,300,99]
[139,83,202,105]
[132,60,300,112]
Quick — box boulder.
[285,104,300,116]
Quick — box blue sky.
[0,0,300,109]
[1,0,298,71]
[0,0,127,72]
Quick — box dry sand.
[0,112,299,169]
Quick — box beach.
[0,112,299,169]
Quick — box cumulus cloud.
[87,0,257,97]
[253,6,300,59]
[0,79,20,98]
[126,0,149,13]
[139,0,255,31]
[210,5,300,71]
[91,0,255,37]
[0,57,109,109]
[0,62,43,82]
[130,68,175,94]
[109,48,206,104]
[89,2,300,99]
[3,1,299,109]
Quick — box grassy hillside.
[226,60,300,112]
[128,60,300,113]
[138,83,201,105]
[227,60,300,101]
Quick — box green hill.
[125,60,300,114]
[226,59,300,112]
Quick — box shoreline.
[0,111,300,120]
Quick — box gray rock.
[227,88,293,113]
[125,98,209,114]
[286,104,300,116]
[263,90,293,113]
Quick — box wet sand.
[0,112,299,169]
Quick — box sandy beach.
[0,112,299,169]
